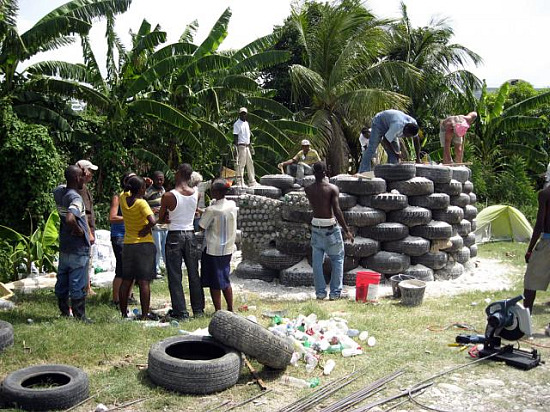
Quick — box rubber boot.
[57,297,71,317]
[71,298,93,323]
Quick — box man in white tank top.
[159,163,205,319]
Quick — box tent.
[474,205,533,243]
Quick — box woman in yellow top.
[119,175,157,320]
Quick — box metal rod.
[224,389,272,411]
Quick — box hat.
[76,159,98,171]
[239,107,248,114]
[301,139,310,146]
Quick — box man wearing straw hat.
[233,107,257,187]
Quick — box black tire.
[233,261,279,282]
[302,175,316,188]
[469,192,477,205]
[463,205,478,221]
[249,185,282,199]
[359,222,409,242]
[470,219,477,231]
[374,164,416,181]
[432,206,465,225]
[408,193,450,210]
[358,194,374,207]
[462,232,476,247]
[449,193,470,208]
[259,248,303,271]
[382,235,430,257]
[338,193,358,210]
[281,206,313,223]
[344,236,380,257]
[370,192,409,211]
[470,244,478,258]
[442,235,464,252]
[260,174,295,190]
[434,179,462,196]
[452,247,471,264]
[454,219,472,236]
[450,166,471,183]
[434,261,464,280]
[388,206,432,227]
[462,180,474,193]
[363,251,410,275]
[209,310,294,370]
[148,335,242,394]
[280,262,315,287]
[343,206,386,227]
[0,364,89,411]
[414,164,452,183]
[275,238,311,256]
[410,220,453,240]
[411,251,448,270]
[404,264,434,282]
[334,176,386,196]
[0,320,14,352]
[388,177,434,196]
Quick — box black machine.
[456,295,542,370]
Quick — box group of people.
[54,162,238,322]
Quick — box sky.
[16,0,550,88]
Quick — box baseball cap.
[301,139,310,146]
[76,159,98,171]
[239,107,248,114]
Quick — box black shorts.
[122,243,156,281]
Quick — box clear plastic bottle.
[342,348,363,357]
[304,353,319,373]
[323,359,336,375]
[281,375,310,388]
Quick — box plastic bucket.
[399,279,427,307]
[389,274,415,298]
[355,271,381,302]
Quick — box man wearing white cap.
[232,107,257,186]
[76,159,97,295]
[278,139,321,180]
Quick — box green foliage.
[0,102,65,233]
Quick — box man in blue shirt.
[53,165,92,322]
[358,110,420,173]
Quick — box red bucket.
[355,271,381,302]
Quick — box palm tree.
[288,0,421,174]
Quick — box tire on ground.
[344,206,386,227]
[449,193,470,208]
[408,193,450,210]
[411,251,448,270]
[404,264,434,282]
[454,219,472,237]
[338,193,357,210]
[363,251,410,275]
[382,236,430,256]
[344,236,380,257]
[359,222,409,241]
[434,261,464,280]
[370,192,408,211]
[374,164,416,181]
[432,206,465,224]
[388,206,432,227]
[259,248,303,271]
[148,335,241,394]
[249,185,282,199]
[410,220,453,240]
[0,364,89,411]
[469,244,478,258]
[280,260,314,287]
[275,239,311,256]
[414,164,452,183]
[0,320,14,352]
[451,247,471,264]
[442,234,464,253]
[233,261,279,282]
[388,177,434,196]
[334,176,386,196]
[209,310,294,370]
[434,180,462,196]
[450,166,471,183]
[462,180,474,193]
[463,205,478,221]
[260,174,295,190]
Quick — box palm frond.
[504,90,550,117]
[232,33,281,62]
[150,42,197,63]
[247,97,293,118]
[176,55,232,85]
[129,99,198,131]
[39,0,132,24]
[289,64,326,102]
[131,148,174,182]
[271,120,316,136]
[26,61,92,83]
[13,104,73,131]
[194,7,231,58]
[180,19,198,43]
[231,50,290,74]
[196,119,229,147]
[27,77,110,110]
[221,75,260,92]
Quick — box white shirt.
[199,198,238,256]
[168,189,197,231]
[359,133,369,150]
[233,119,251,145]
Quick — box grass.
[0,242,549,411]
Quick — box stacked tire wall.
[232,165,477,286]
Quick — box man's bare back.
[305,180,338,219]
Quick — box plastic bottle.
[304,353,318,373]
[308,377,320,388]
[367,336,377,347]
[359,331,369,341]
[347,329,360,337]
[326,344,342,354]
[281,375,311,388]
[290,352,301,367]
[323,359,336,375]
[342,348,363,357]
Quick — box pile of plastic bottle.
[268,313,376,376]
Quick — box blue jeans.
[55,251,89,300]
[311,226,345,298]
[152,228,168,273]
[165,230,204,316]
[358,122,400,172]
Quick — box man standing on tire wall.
[53,165,92,321]
[305,162,354,300]
[358,110,420,173]
[159,163,205,319]
[233,107,257,187]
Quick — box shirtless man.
[523,185,550,319]
[305,162,354,300]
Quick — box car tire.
[359,222,409,241]
[454,219,472,237]
[233,261,279,282]
[469,244,478,258]
[432,206,465,225]
[259,248,303,271]
[408,193,450,210]
[434,180,462,196]
[0,320,14,352]
[388,206,432,227]
[369,192,409,211]
[414,164,452,183]
[374,164,416,181]
[280,260,314,287]
[469,192,477,205]
[434,261,464,280]
[343,206,386,227]
[249,185,282,199]
[463,205,478,221]
[344,236,380,257]
[363,251,410,275]
[260,174,295,190]
[388,177,434,196]
[462,180,474,193]
[338,193,358,210]
[382,235,430,256]
[450,166,471,183]
[404,264,434,282]
[449,193,470,208]
[334,176,386,196]
[442,234,464,253]
[462,232,476,247]
[451,246,471,264]
[411,251,449,270]
[409,220,453,240]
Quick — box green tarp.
[474,205,533,243]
